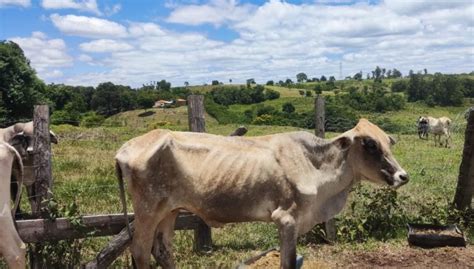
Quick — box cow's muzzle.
[381,169,409,188]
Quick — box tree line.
[0,41,188,125]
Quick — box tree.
[282,102,295,114]
[91,82,136,116]
[246,78,256,85]
[298,90,305,96]
[229,79,232,84]
[329,76,336,82]
[0,41,47,120]
[320,75,327,81]
[296,72,308,83]
[353,71,363,81]
[392,69,402,78]
[305,90,313,97]
[314,84,323,94]
[212,80,219,86]
[424,68,428,75]
[391,80,408,93]
[266,80,274,86]
[285,78,293,85]
[158,79,171,91]
[374,66,382,82]
[184,81,189,87]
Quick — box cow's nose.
[398,172,409,182]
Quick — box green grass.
[8,100,472,267]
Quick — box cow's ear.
[50,130,59,144]
[332,136,352,151]
[13,123,25,133]
[389,135,397,145]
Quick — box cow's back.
[116,130,312,224]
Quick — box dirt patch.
[248,250,280,268]
[304,245,474,268]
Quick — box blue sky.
[0,0,473,87]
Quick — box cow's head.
[418,116,428,125]
[339,119,409,188]
[13,121,58,154]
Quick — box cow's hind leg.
[131,199,170,269]
[152,210,179,269]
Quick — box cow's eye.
[362,138,378,152]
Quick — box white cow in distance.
[418,116,452,147]
[116,118,409,269]
[0,142,26,269]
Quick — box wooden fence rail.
[17,212,203,244]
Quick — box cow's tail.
[116,161,132,238]
[6,143,24,219]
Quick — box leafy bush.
[204,95,246,124]
[282,102,295,114]
[80,112,105,127]
[265,88,280,100]
[336,185,408,242]
[341,85,406,113]
[30,197,88,267]
[51,109,81,126]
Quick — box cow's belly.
[191,191,276,226]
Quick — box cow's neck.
[297,140,358,233]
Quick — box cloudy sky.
[0,0,473,87]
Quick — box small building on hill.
[176,98,187,107]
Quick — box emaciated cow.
[0,121,58,216]
[0,142,26,269]
[417,116,452,147]
[116,119,409,269]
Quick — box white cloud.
[78,54,93,62]
[41,0,101,15]
[384,0,472,15]
[167,0,255,26]
[104,3,121,16]
[43,69,64,78]
[10,32,73,80]
[80,39,133,52]
[50,13,127,38]
[49,0,474,86]
[0,0,30,7]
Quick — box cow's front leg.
[272,208,297,269]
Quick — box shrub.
[51,110,81,126]
[80,112,105,127]
[265,88,280,100]
[282,102,295,114]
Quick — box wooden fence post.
[31,105,53,269]
[453,109,474,212]
[315,95,336,242]
[315,95,325,138]
[187,95,206,133]
[187,95,212,251]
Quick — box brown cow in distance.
[116,119,409,269]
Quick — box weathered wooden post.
[187,94,212,251]
[31,105,53,269]
[453,109,474,212]
[315,95,325,139]
[315,95,337,242]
